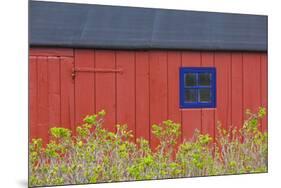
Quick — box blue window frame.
[180,67,216,108]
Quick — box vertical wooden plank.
[167,51,182,143]
[47,57,61,129]
[243,53,261,127]
[61,57,75,132]
[135,51,150,141]
[116,51,136,138]
[231,53,243,130]
[201,52,215,139]
[74,49,95,125]
[181,51,201,141]
[214,53,232,133]
[149,51,168,148]
[260,53,268,131]
[95,50,116,132]
[37,56,49,143]
[29,56,38,140]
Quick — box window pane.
[199,88,211,102]
[184,73,197,87]
[184,89,197,103]
[199,73,211,86]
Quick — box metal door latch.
[72,68,123,79]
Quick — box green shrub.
[214,107,268,174]
[29,108,267,187]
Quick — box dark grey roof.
[29,1,268,51]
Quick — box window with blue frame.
[180,67,216,108]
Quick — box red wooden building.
[29,1,268,146]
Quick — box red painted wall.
[29,48,268,145]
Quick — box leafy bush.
[29,108,267,187]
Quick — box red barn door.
[29,48,75,143]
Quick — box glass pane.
[184,73,197,87]
[199,88,211,102]
[184,89,197,103]
[199,73,211,86]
